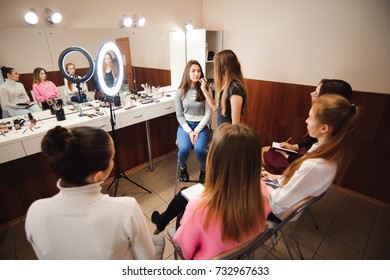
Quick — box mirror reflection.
[103,52,118,88]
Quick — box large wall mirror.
[0,27,171,117]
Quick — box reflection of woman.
[26,126,158,260]
[32,67,60,109]
[63,63,88,103]
[103,52,118,88]
[0,66,41,116]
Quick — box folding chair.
[167,227,273,260]
[268,191,326,259]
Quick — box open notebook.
[181,183,205,201]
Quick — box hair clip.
[350,103,356,113]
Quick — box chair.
[268,191,326,260]
[167,227,274,260]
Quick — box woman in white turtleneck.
[0,66,41,117]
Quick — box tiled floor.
[1,152,390,260]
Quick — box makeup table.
[0,86,176,170]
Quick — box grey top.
[175,88,211,133]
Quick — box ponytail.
[281,94,363,186]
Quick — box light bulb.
[137,17,145,27]
[25,10,38,25]
[123,17,133,27]
[51,12,62,24]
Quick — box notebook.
[181,183,205,201]
[272,142,298,153]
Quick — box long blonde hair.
[213,50,247,116]
[199,123,266,243]
[281,94,363,186]
[65,63,75,91]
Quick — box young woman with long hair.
[32,67,60,109]
[172,123,271,259]
[200,49,247,125]
[175,60,211,183]
[263,94,363,218]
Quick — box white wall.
[0,27,171,73]
[202,0,390,93]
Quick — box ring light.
[96,42,124,96]
[58,46,95,83]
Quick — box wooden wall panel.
[133,67,171,91]
[242,79,390,204]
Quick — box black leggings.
[157,187,189,230]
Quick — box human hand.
[200,78,208,92]
[275,150,289,159]
[280,142,297,150]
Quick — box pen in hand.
[285,137,292,143]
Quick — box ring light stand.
[58,47,95,103]
[96,42,151,196]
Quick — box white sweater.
[25,180,155,260]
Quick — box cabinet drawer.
[154,101,175,117]
[0,142,26,164]
[119,108,154,127]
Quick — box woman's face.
[305,107,323,139]
[66,64,76,75]
[99,137,115,181]
[39,70,46,82]
[8,69,20,81]
[104,54,112,66]
[189,64,202,85]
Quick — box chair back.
[271,191,326,231]
[167,227,273,260]
[214,228,274,260]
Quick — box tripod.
[106,100,151,196]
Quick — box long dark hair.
[178,60,206,102]
[1,66,14,81]
[41,126,113,186]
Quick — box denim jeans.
[177,121,210,170]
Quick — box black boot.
[151,211,168,234]
[199,169,205,183]
[179,166,189,182]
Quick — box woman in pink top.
[173,124,272,259]
[32,67,60,110]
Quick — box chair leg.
[305,208,319,230]
[174,160,180,196]
[288,222,304,260]
[279,229,295,260]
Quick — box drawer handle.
[165,106,173,110]
[134,114,143,118]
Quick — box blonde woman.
[63,63,88,103]
[263,94,363,219]
[200,49,247,125]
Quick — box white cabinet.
[170,29,223,86]
[187,29,223,80]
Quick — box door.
[115,37,135,90]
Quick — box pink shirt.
[32,81,60,102]
[173,182,272,260]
